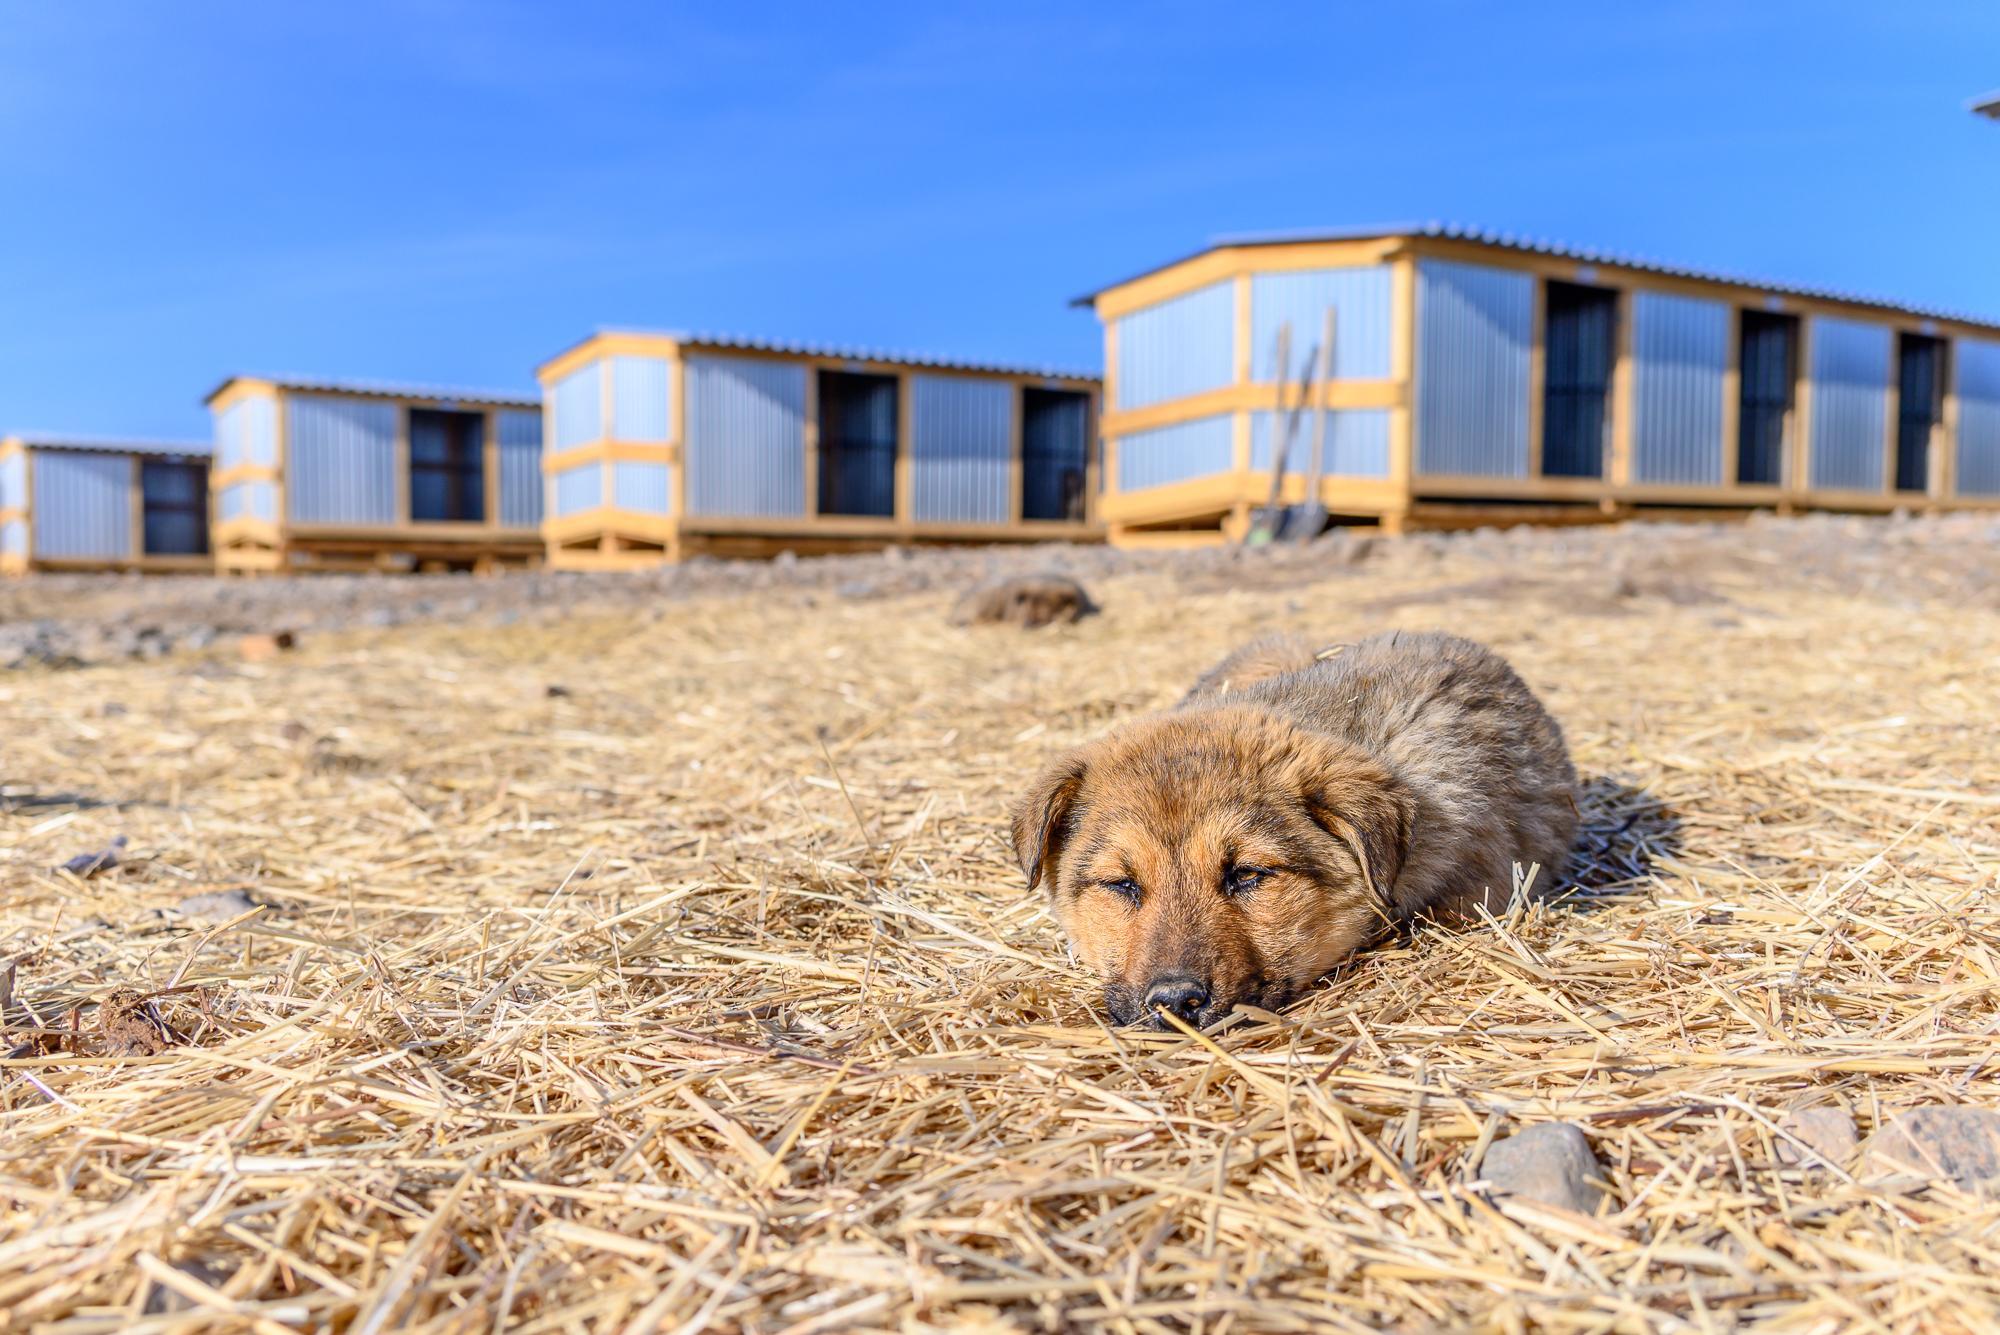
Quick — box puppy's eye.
[1100,878,1143,904]
[1222,865,1273,897]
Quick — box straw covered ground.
[3,513,1999,1333]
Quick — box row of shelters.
[7,224,2000,573]
[1081,224,2000,541]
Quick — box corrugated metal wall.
[552,363,604,450]
[285,395,398,524]
[684,355,807,517]
[1116,414,1233,491]
[1250,267,1394,380]
[1631,292,1729,485]
[910,375,1012,525]
[612,461,672,513]
[1,518,24,556]
[1415,261,1533,477]
[31,451,131,559]
[0,451,24,511]
[1957,337,2000,497]
[1115,281,1235,411]
[611,357,671,443]
[496,410,544,528]
[1249,409,1391,478]
[552,463,604,517]
[1808,318,1891,492]
[214,396,277,471]
[219,481,276,522]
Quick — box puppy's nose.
[1143,976,1210,1027]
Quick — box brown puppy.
[1012,631,1577,1030]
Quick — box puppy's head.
[1012,707,1410,1030]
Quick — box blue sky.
[3,2,1997,440]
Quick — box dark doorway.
[140,459,209,555]
[1021,388,1091,522]
[1895,333,1944,495]
[410,409,485,522]
[818,371,898,517]
[1737,311,1798,486]
[1541,281,1618,478]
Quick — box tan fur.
[1012,631,1578,1028]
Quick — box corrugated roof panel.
[578,328,1100,384]
[12,433,210,457]
[205,374,539,409]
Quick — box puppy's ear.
[1011,752,1089,892]
[1302,756,1411,914]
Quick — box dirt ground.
[2,513,1999,1332]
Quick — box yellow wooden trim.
[482,410,501,524]
[205,378,279,412]
[535,332,680,384]
[1230,411,1250,472]
[0,437,22,461]
[1527,280,1547,478]
[541,442,677,474]
[1608,288,1635,486]
[542,507,678,544]
[1388,254,1416,500]
[211,463,279,488]
[1233,275,1253,385]
[286,521,541,542]
[677,512,1099,541]
[216,516,282,542]
[1103,320,1120,417]
[1091,238,1404,322]
[1008,387,1024,522]
[1102,379,1404,438]
[0,506,23,524]
[894,372,914,528]
[128,455,143,562]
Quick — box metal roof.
[549,328,1100,383]
[1073,222,2000,332]
[203,373,539,409]
[6,432,211,458]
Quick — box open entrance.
[1021,387,1091,521]
[817,371,898,518]
[140,459,209,556]
[1541,281,1618,478]
[409,409,485,523]
[1895,332,1944,495]
[1737,310,1798,486]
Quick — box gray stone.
[1776,1106,1859,1169]
[171,889,261,923]
[1480,1122,1607,1215]
[1864,1106,2000,1188]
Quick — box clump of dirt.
[947,574,1098,629]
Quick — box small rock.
[57,835,128,877]
[1864,1106,2000,1188]
[545,683,573,699]
[239,631,297,662]
[170,889,261,923]
[1776,1106,1859,1169]
[1480,1122,1607,1215]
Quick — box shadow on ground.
[1563,773,1682,898]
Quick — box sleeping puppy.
[1011,631,1577,1030]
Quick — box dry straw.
[2,514,1998,1332]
